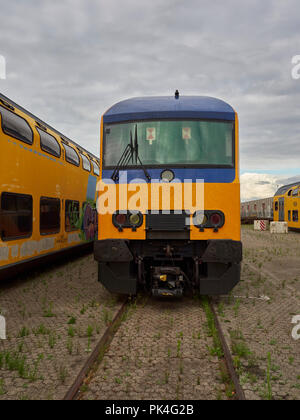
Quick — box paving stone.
[0,254,123,400]
[81,297,227,400]
[215,226,300,400]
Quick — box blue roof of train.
[103,96,235,123]
[274,182,300,196]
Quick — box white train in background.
[241,197,273,223]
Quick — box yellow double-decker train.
[0,93,99,280]
[94,92,242,296]
[273,182,300,230]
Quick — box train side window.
[37,128,61,158]
[0,193,32,241]
[288,210,291,221]
[292,188,299,197]
[92,161,100,176]
[80,153,91,172]
[288,190,292,196]
[292,210,298,222]
[0,106,33,145]
[40,197,60,235]
[274,201,278,211]
[65,200,80,231]
[63,144,80,166]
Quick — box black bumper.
[94,239,242,295]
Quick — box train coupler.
[151,266,184,297]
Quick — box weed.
[34,324,50,335]
[67,317,76,325]
[231,341,252,359]
[102,308,112,325]
[217,302,225,317]
[0,379,5,396]
[80,305,87,315]
[67,338,73,355]
[87,325,93,338]
[59,365,68,384]
[48,333,56,349]
[18,327,30,338]
[164,371,170,384]
[233,299,240,317]
[176,340,182,358]
[202,297,223,358]
[43,303,56,318]
[68,326,75,338]
[266,352,272,400]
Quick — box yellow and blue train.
[94,93,242,296]
[273,182,300,230]
[0,93,99,280]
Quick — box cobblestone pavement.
[214,226,300,400]
[0,254,123,400]
[81,297,227,400]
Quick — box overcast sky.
[0,0,300,200]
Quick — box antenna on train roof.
[175,90,179,99]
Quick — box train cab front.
[94,94,242,296]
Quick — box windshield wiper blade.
[111,131,134,181]
[134,125,151,182]
[111,126,151,182]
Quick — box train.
[94,92,242,296]
[0,93,99,280]
[241,197,273,223]
[273,182,300,231]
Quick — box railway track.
[64,295,245,401]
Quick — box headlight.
[113,211,143,231]
[129,213,141,226]
[194,212,207,226]
[193,210,224,229]
[161,169,175,182]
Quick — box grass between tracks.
[201,296,236,399]
[77,295,142,398]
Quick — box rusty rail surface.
[64,298,129,400]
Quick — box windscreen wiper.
[111,126,151,182]
[133,125,151,182]
[111,131,135,181]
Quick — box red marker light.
[210,213,221,226]
[115,214,127,225]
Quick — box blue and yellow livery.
[94,93,242,296]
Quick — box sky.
[0,0,300,201]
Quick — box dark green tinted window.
[104,120,234,167]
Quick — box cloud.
[240,172,300,201]
[0,0,300,171]
[241,173,280,201]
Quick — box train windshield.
[103,120,234,167]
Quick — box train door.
[278,197,285,221]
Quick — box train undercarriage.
[94,239,242,296]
